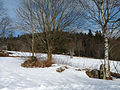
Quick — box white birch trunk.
[104,32,110,78]
[101,0,110,79]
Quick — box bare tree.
[79,0,120,79]
[30,0,35,59]
[0,17,12,37]
[17,0,36,60]
[0,1,12,51]
[0,0,5,17]
[18,0,83,61]
[0,1,6,37]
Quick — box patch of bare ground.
[86,69,113,80]
[21,56,55,68]
[9,56,28,57]
[0,51,9,57]
[75,68,82,71]
[75,68,90,71]
[111,72,120,78]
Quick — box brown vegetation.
[111,72,120,78]
[0,52,9,57]
[75,68,82,71]
[75,68,91,71]
[86,69,113,80]
[21,57,54,68]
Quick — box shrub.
[0,51,9,57]
[21,56,55,68]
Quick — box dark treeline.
[2,30,120,61]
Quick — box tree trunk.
[47,51,52,61]
[104,32,111,78]
[70,48,74,58]
[101,0,110,79]
[30,0,35,59]
[31,21,35,58]
[47,43,52,61]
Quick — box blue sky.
[2,0,20,19]
[2,0,23,36]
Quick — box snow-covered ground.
[0,51,120,90]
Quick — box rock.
[91,69,100,79]
[56,66,68,73]
[86,69,100,79]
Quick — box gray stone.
[99,64,106,79]
[91,69,100,79]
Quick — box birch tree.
[79,0,120,79]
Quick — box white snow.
[0,51,120,90]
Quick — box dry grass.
[75,68,82,71]
[111,72,120,78]
[0,52,9,57]
[86,69,113,80]
[21,56,55,68]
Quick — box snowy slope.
[8,51,120,73]
[0,52,120,90]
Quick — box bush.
[0,51,9,57]
[21,56,55,68]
